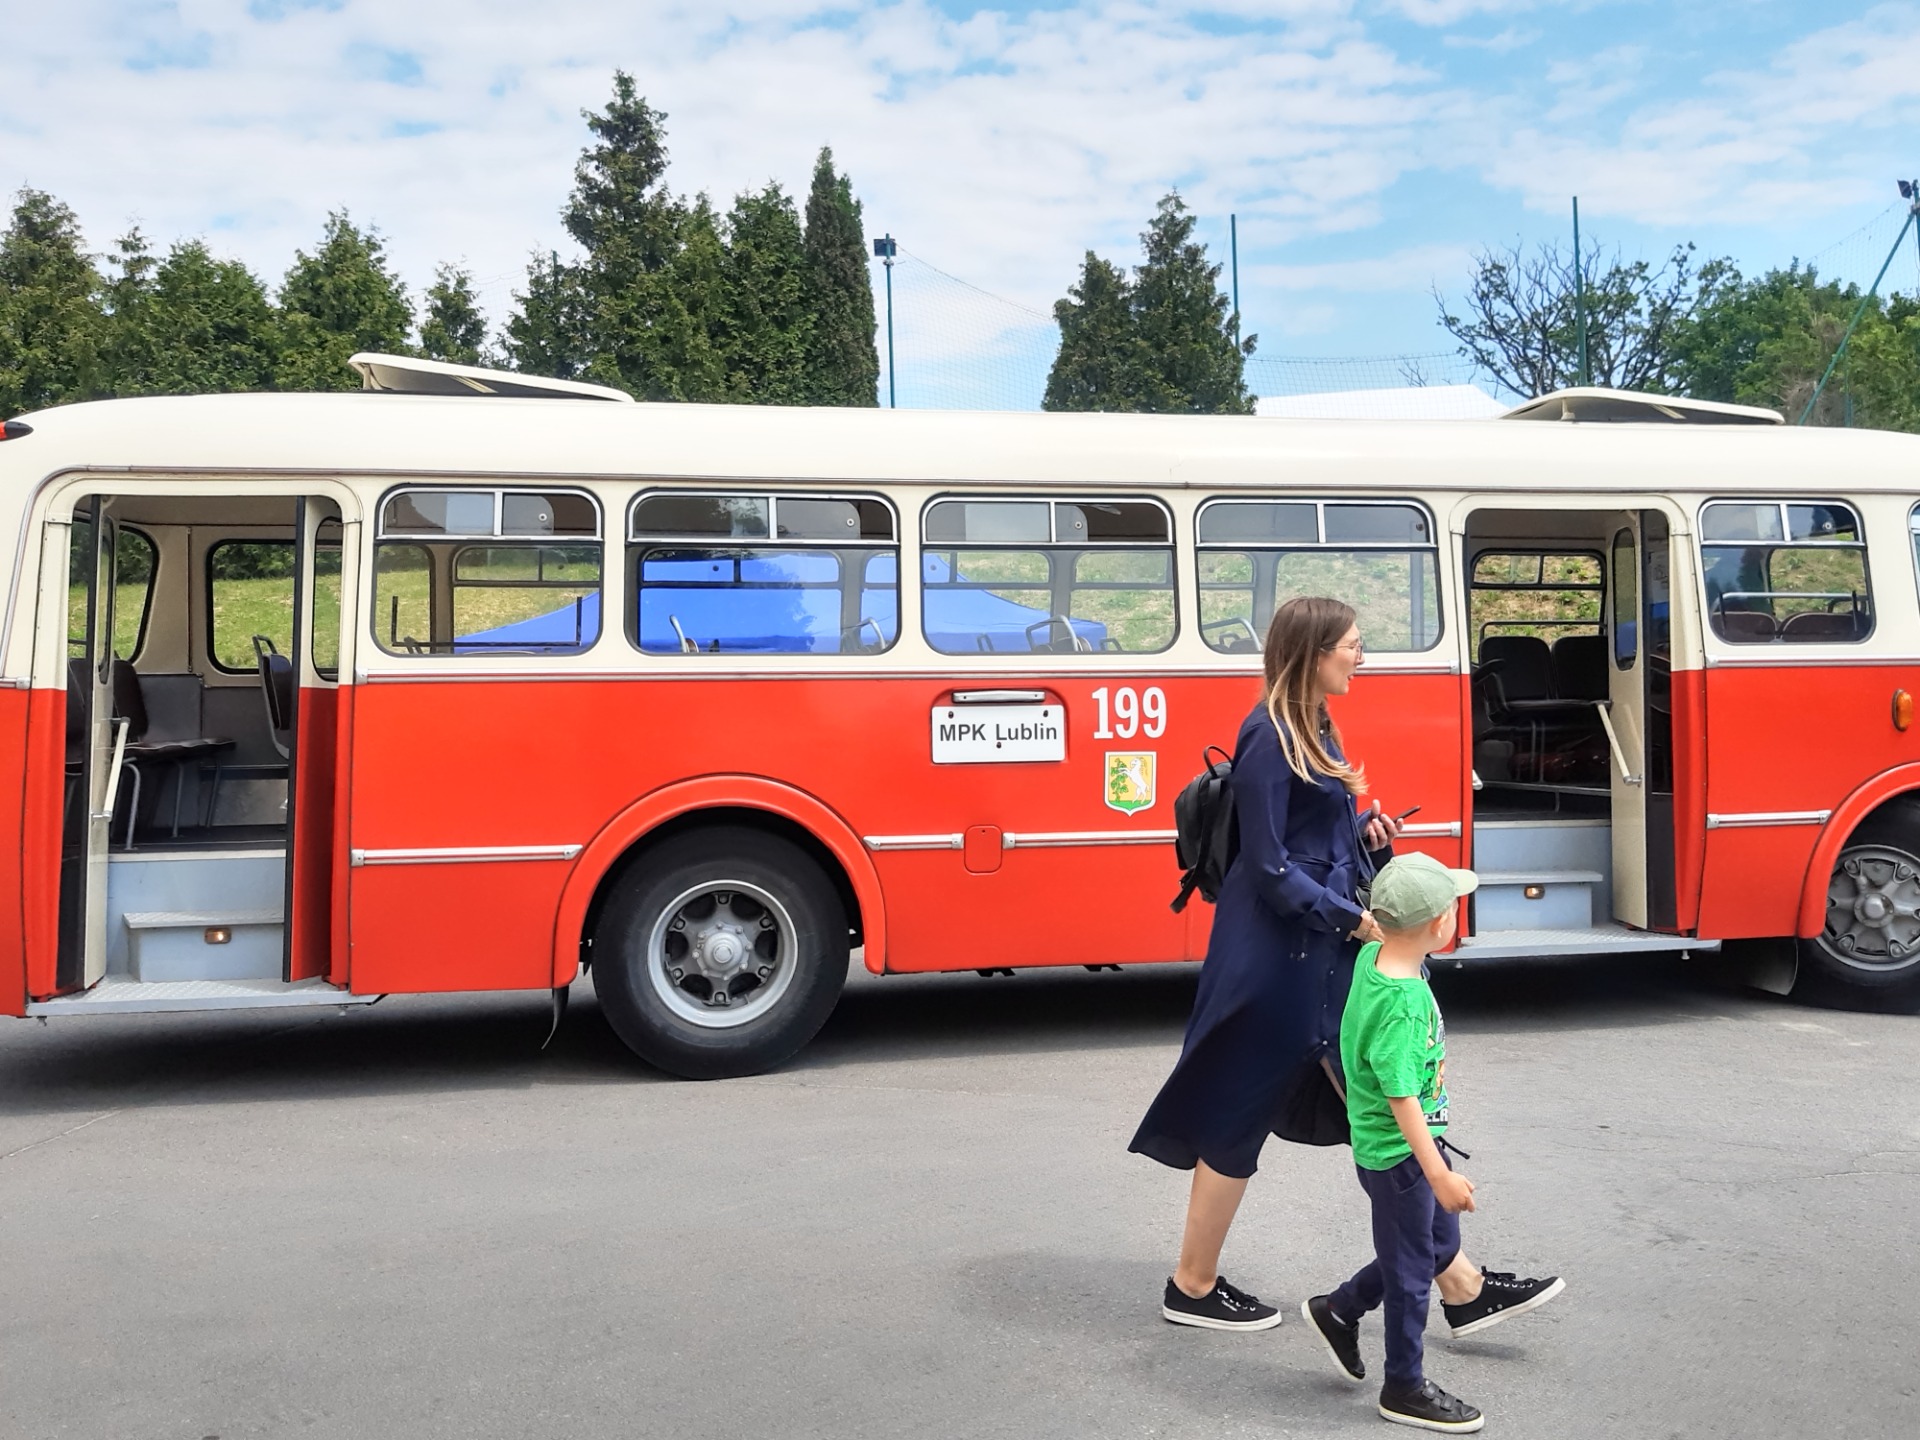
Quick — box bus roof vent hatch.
[1501,387,1782,426]
[347,352,635,403]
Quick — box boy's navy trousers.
[1328,1151,1462,1387]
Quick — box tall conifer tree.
[0,189,105,415]
[801,148,879,406]
[720,183,811,403]
[275,210,412,391]
[420,264,491,366]
[109,236,278,395]
[505,251,592,380]
[1043,192,1254,414]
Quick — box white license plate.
[930,704,1065,764]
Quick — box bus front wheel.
[593,827,849,1078]
[1798,807,1920,1007]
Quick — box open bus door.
[52,498,121,993]
[1604,511,1681,932]
[284,501,353,982]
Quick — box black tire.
[1796,803,1920,1009]
[593,827,848,1078]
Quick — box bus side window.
[208,539,295,672]
[1701,499,1871,644]
[1197,499,1441,654]
[629,492,898,655]
[920,498,1174,656]
[72,521,158,663]
[373,487,604,657]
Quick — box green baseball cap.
[1369,851,1478,929]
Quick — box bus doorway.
[1454,501,1694,960]
[29,488,373,1013]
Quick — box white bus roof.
[6,388,1913,498]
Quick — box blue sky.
[5,2,1920,406]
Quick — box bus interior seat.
[110,660,235,838]
[1780,610,1861,640]
[250,636,295,759]
[1477,634,1557,702]
[1718,610,1778,640]
[1550,633,1609,701]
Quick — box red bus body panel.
[1699,664,1920,939]
[287,685,339,982]
[343,668,1464,993]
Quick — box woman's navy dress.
[1130,703,1384,1179]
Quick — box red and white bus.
[3,356,1915,1077]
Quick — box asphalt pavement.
[2,953,1916,1440]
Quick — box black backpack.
[1171,746,1238,913]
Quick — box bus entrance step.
[124,909,284,983]
[1449,925,1718,963]
[1473,870,1605,931]
[25,977,382,1017]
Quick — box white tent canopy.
[1254,384,1507,420]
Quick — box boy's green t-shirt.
[1340,941,1450,1171]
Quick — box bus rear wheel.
[1798,808,1920,1008]
[593,827,849,1078]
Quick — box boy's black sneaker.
[1378,1379,1484,1433]
[1443,1268,1566,1337]
[1160,1275,1282,1330]
[1300,1295,1365,1382]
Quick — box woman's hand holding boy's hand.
[1351,910,1386,944]
[1429,1168,1476,1214]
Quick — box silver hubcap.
[647,880,798,1028]
[1822,844,1920,972]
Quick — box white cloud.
[1249,242,1472,291]
[0,0,1465,333]
[1484,4,1920,224]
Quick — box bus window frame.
[70,520,159,666]
[371,484,606,659]
[626,488,901,658]
[204,536,298,675]
[1467,548,1605,647]
[1194,496,1443,655]
[1697,495,1874,645]
[916,493,1178,658]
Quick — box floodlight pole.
[1573,197,1590,387]
[1798,184,1920,425]
[1230,213,1241,343]
[873,234,898,408]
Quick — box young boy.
[1301,853,1564,1433]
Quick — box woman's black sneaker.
[1377,1379,1484,1433]
[1442,1268,1566,1337]
[1160,1275,1282,1330]
[1300,1295,1365,1382]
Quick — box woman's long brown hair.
[1261,595,1366,797]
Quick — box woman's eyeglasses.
[1325,638,1365,656]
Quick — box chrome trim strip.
[357,664,1459,684]
[863,834,965,851]
[951,689,1047,703]
[1704,654,1920,669]
[350,844,583,866]
[1401,821,1462,839]
[1705,810,1830,830]
[1003,829,1177,848]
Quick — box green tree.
[504,251,592,380]
[1044,254,1147,411]
[800,147,879,406]
[0,188,106,415]
[719,183,812,402]
[562,70,705,399]
[650,195,729,401]
[106,236,278,395]
[419,263,491,366]
[1437,238,1727,398]
[276,210,412,391]
[1128,194,1254,413]
[1670,263,1920,429]
[1043,192,1253,414]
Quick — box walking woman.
[1132,595,1507,1331]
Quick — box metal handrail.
[93,717,131,821]
[1592,701,1641,786]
